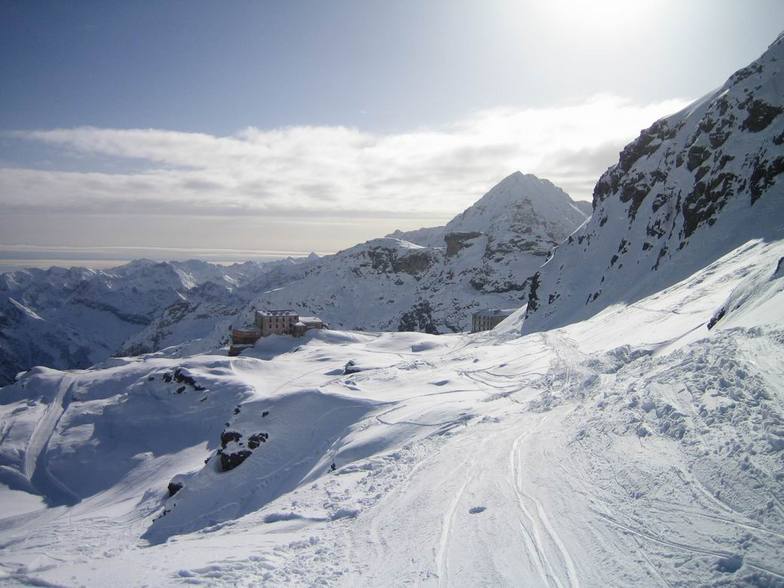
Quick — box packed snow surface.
[1,237,782,586]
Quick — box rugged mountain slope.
[242,172,586,334]
[523,34,784,333]
[0,259,281,384]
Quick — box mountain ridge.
[522,34,784,334]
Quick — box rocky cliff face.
[522,34,784,334]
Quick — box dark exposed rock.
[617,121,668,172]
[362,245,434,276]
[392,251,433,275]
[161,367,206,391]
[742,99,783,132]
[219,449,252,472]
[526,272,541,314]
[709,130,731,149]
[247,432,269,449]
[173,368,206,391]
[398,301,439,334]
[220,430,242,449]
[619,176,651,221]
[707,307,726,330]
[343,360,361,375]
[167,481,183,497]
[749,156,784,203]
[681,173,737,239]
[445,232,482,257]
[687,145,711,172]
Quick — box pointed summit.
[445,172,587,242]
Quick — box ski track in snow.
[510,416,580,588]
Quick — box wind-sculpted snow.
[523,35,784,334]
[144,388,379,544]
[1,237,783,586]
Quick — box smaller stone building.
[293,316,325,337]
[471,308,515,333]
[230,326,261,345]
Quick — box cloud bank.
[2,95,689,225]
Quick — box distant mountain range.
[1,173,588,383]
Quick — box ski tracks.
[509,416,580,588]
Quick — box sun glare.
[543,0,654,33]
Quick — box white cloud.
[2,94,690,223]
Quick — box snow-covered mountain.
[121,172,586,353]
[0,173,585,381]
[523,33,784,334]
[241,172,586,333]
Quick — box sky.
[1,0,783,268]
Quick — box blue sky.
[1,0,783,267]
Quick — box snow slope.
[523,34,784,334]
[0,237,782,586]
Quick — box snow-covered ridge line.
[0,257,312,385]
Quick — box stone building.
[230,326,261,345]
[471,308,515,333]
[229,309,327,355]
[255,309,300,336]
[293,316,325,337]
